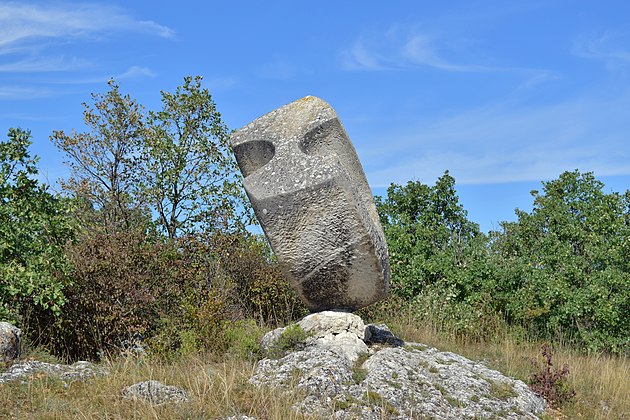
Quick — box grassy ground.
[1,352,308,419]
[2,311,628,419]
[379,309,630,419]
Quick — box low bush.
[26,230,177,360]
[205,233,307,326]
[528,343,575,408]
[22,230,305,362]
[266,324,310,359]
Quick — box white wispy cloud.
[40,65,158,85]
[0,2,174,50]
[516,70,561,90]
[363,91,630,187]
[117,66,156,79]
[0,56,92,72]
[573,31,630,69]
[341,26,486,72]
[401,33,479,72]
[341,25,553,82]
[0,85,52,99]
[206,77,238,90]
[0,2,173,78]
[341,39,389,71]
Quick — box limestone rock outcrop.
[231,96,390,312]
[253,313,546,419]
[0,360,105,385]
[0,321,21,362]
[262,311,369,363]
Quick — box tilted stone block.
[231,96,390,311]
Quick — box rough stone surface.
[0,321,21,362]
[231,96,390,312]
[299,311,369,362]
[263,311,369,363]
[365,324,405,347]
[298,311,368,339]
[121,380,189,405]
[251,315,546,419]
[0,360,105,385]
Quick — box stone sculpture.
[231,96,390,312]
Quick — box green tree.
[141,76,251,238]
[491,170,630,353]
[51,79,148,233]
[0,128,74,322]
[376,172,499,339]
[376,171,486,299]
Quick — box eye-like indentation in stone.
[300,118,344,157]
[233,140,275,177]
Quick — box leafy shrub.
[266,324,310,359]
[0,128,74,324]
[27,231,178,360]
[149,232,306,360]
[223,319,266,360]
[492,171,630,353]
[204,233,307,325]
[410,285,507,342]
[529,343,575,407]
[23,229,304,361]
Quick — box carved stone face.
[231,96,390,312]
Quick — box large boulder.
[231,96,390,312]
[0,321,21,362]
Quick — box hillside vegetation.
[1,78,628,417]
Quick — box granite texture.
[231,96,390,311]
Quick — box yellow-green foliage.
[266,324,310,359]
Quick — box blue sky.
[1,1,629,232]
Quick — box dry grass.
[0,352,308,419]
[2,311,628,419]
[382,311,630,419]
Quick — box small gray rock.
[0,321,21,362]
[231,96,390,312]
[298,311,368,340]
[121,380,189,405]
[366,324,404,347]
